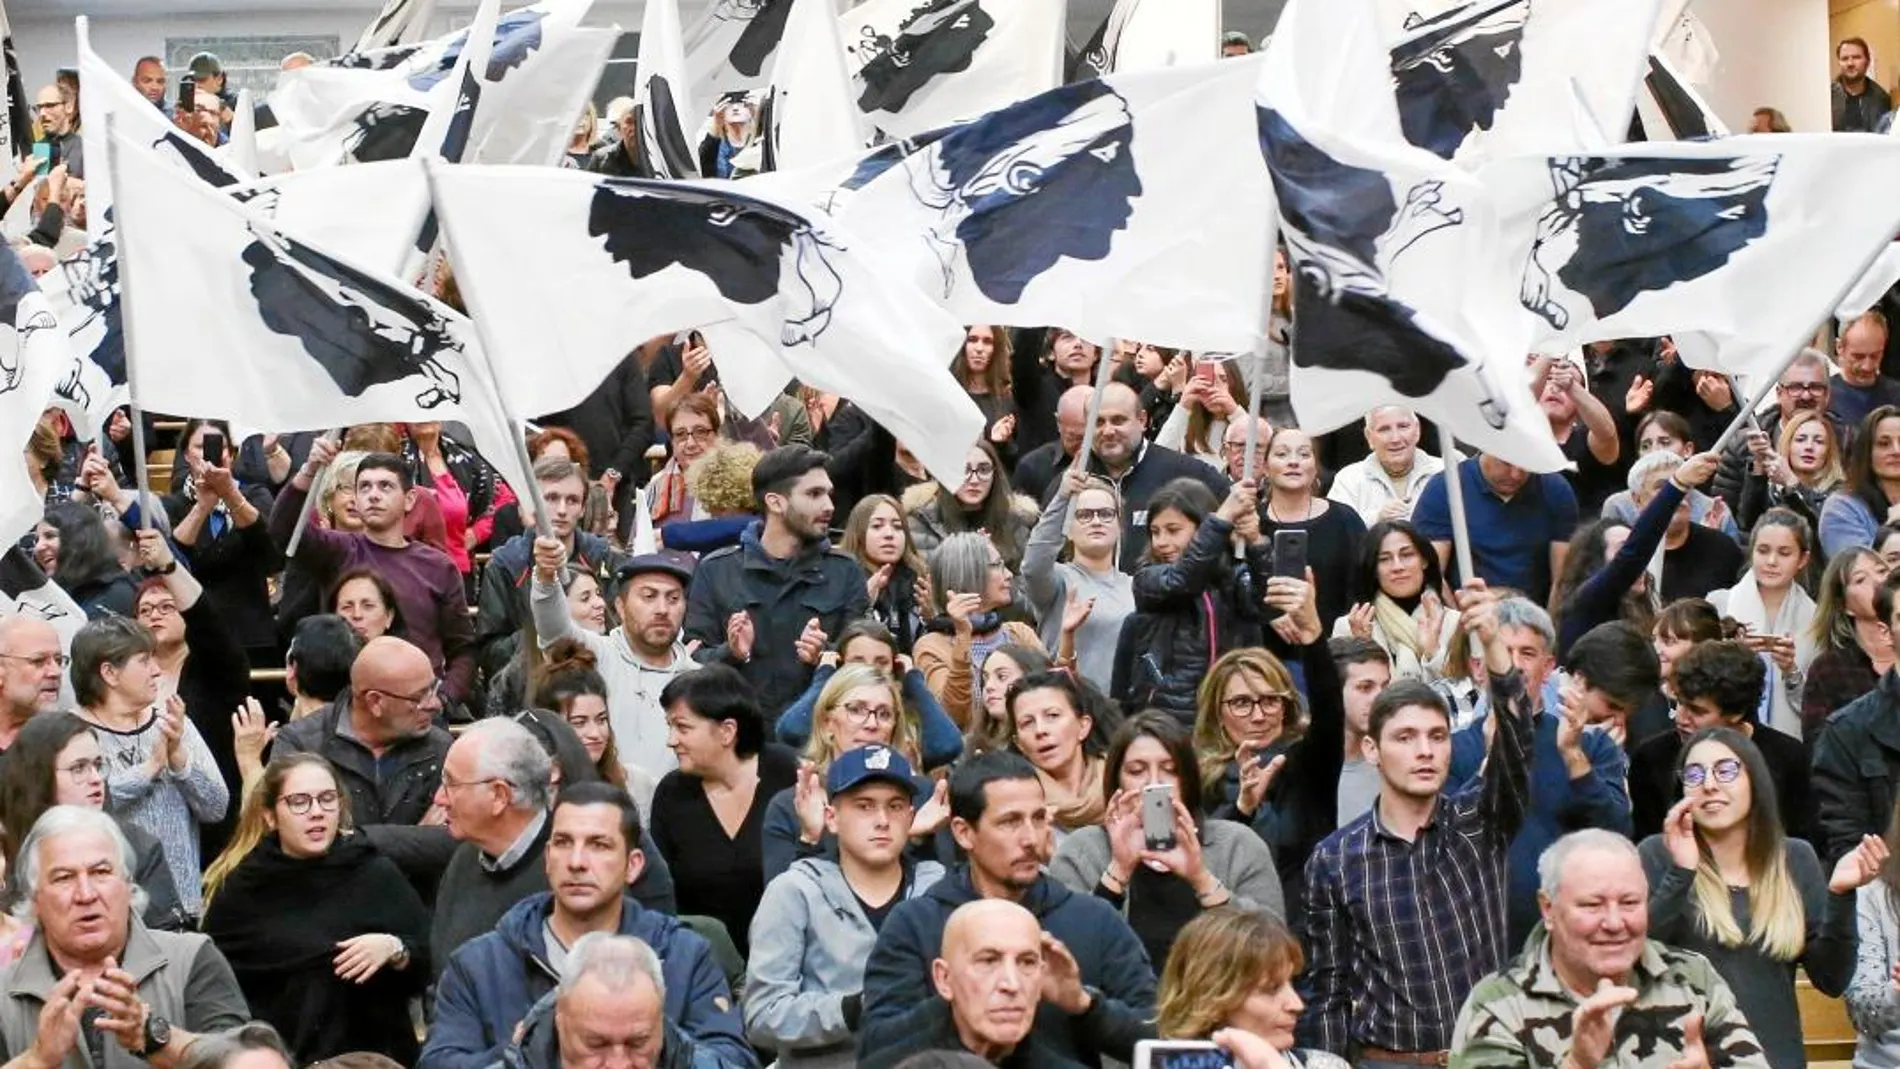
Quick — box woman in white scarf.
[1707,507,1819,739]
[1332,520,1459,680]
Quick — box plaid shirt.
[1299,669,1535,1056]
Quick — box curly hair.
[687,441,763,516]
[1670,640,1764,721]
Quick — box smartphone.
[1141,782,1175,851]
[1272,529,1309,580]
[1134,1040,1229,1069]
[1193,358,1219,383]
[201,431,226,468]
[177,74,196,112]
[30,142,49,176]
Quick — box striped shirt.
[1299,669,1534,1056]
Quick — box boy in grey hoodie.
[744,744,946,1067]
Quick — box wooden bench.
[1800,972,1855,1064]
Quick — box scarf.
[1037,755,1106,831]
[1373,593,1426,668]
[201,833,428,976]
[648,460,691,523]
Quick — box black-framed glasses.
[962,463,996,482]
[671,427,717,445]
[1777,382,1826,395]
[279,790,341,815]
[840,700,897,727]
[1222,693,1289,720]
[1681,758,1743,789]
[367,680,443,706]
[1073,507,1116,524]
[0,652,68,670]
[59,757,105,783]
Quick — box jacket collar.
[9,914,167,1001]
[1514,923,1669,1002]
[739,521,832,572]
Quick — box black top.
[1260,500,1367,640]
[1630,723,1813,844]
[1660,524,1746,605]
[650,743,800,956]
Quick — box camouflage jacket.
[1450,926,1769,1069]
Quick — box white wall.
[1692,0,1831,132]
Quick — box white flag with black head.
[104,130,529,494]
[1482,134,1900,385]
[835,57,1273,355]
[426,164,985,485]
[760,0,865,173]
[839,0,1065,138]
[1092,0,1219,73]
[1260,0,1563,471]
[684,0,795,105]
[634,0,698,179]
[1385,0,1663,165]
[0,241,77,547]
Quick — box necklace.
[1268,495,1316,523]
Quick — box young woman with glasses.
[902,440,1035,574]
[1022,470,1133,691]
[202,753,431,1065]
[1639,727,1883,1069]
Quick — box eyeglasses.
[0,652,68,670]
[59,757,105,783]
[962,463,996,482]
[1778,382,1826,395]
[367,680,444,707]
[279,790,341,815]
[839,701,897,727]
[1222,693,1289,720]
[671,427,717,445]
[136,601,179,621]
[32,103,60,112]
[439,775,504,795]
[1680,758,1743,789]
[1073,507,1116,524]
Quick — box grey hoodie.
[743,857,946,1067]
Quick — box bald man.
[1013,385,1093,501]
[0,616,65,753]
[272,635,453,828]
[1830,311,1900,427]
[1067,381,1230,569]
[861,901,1087,1069]
[131,57,166,106]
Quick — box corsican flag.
[633,0,697,179]
[683,0,794,105]
[425,163,985,486]
[1633,51,1728,140]
[1483,135,1900,386]
[1839,245,1900,328]
[1090,0,1219,74]
[0,241,81,546]
[103,129,529,495]
[839,0,1065,138]
[834,57,1275,355]
[354,0,440,53]
[760,0,866,172]
[0,1,30,165]
[1259,0,1563,471]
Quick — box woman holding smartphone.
[1707,508,1818,739]
[1259,428,1365,643]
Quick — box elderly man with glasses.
[0,616,67,753]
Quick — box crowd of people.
[10,25,1900,1069]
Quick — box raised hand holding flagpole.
[1065,338,1118,527]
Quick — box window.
[164,35,341,97]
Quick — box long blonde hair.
[1192,648,1305,795]
[1682,728,1807,960]
[1778,409,1845,493]
[201,753,354,913]
[805,664,919,770]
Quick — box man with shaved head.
[0,616,64,755]
[861,900,1085,1068]
[1072,380,1230,569]
[1014,385,1094,501]
[272,635,452,828]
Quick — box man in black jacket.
[683,446,870,711]
[1013,385,1092,503]
[537,352,655,537]
[1064,382,1230,569]
[857,751,1155,1067]
[1814,572,1900,864]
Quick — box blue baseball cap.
[826,744,917,797]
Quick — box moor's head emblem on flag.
[850,0,994,114]
[1391,0,1527,160]
[710,0,796,77]
[904,80,1138,304]
[239,226,463,409]
[1258,106,1506,428]
[150,132,242,189]
[1520,155,1778,331]
[55,234,125,400]
[343,103,429,163]
[410,9,548,91]
[329,45,423,72]
[0,274,55,396]
[587,182,844,347]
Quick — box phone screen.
[1135,1042,1229,1069]
[30,142,49,175]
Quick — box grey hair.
[175,1023,292,1069]
[559,933,666,998]
[1784,348,1829,380]
[1494,597,1555,653]
[12,806,147,923]
[1626,449,1684,495]
[1538,829,1641,899]
[462,719,554,811]
[930,533,994,612]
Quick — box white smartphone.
[1141,782,1176,851]
[1134,1039,1231,1069]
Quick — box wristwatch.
[139,1013,172,1058]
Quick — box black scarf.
[202,833,429,976]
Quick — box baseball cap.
[615,550,695,586]
[1221,30,1252,49]
[827,744,917,797]
[188,52,223,79]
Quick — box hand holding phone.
[1272,529,1309,580]
[1141,783,1176,852]
[201,430,226,469]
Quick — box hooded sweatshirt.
[744,857,946,1067]
[422,891,754,1069]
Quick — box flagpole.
[1066,338,1117,527]
[1437,424,1476,587]
[284,428,342,558]
[418,157,553,539]
[98,108,154,532]
[1707,229,1900,456]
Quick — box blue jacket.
[774,664,965,769]
[857,867,1156,1067]
[419,892,756,1069]
[1447,691,1631,945]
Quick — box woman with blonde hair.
[1741,407,1846,530]
[201,753,430,1064]
[1639,727,1880,1069]
[1156,907,1345,1069]
[761,664,939,882]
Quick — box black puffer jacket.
[1110,514,1268,720]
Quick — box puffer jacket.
[901,483,1038,569]
[1110,514,1268,719]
